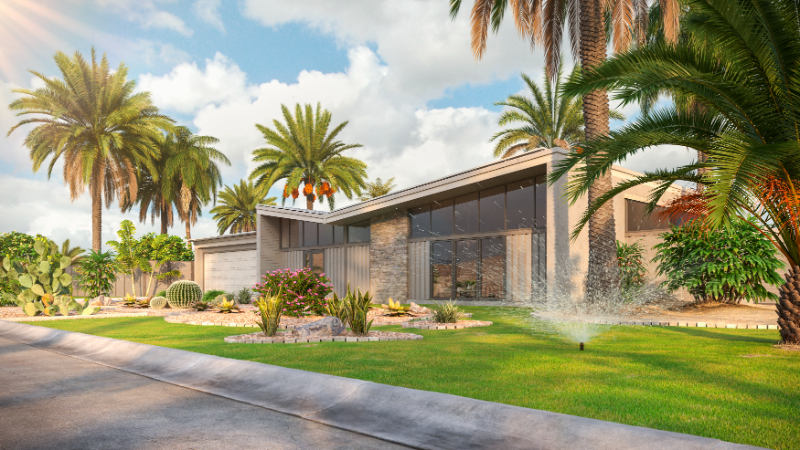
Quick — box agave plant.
[430,300,462,324]
[383,298,411,316]
[216,298,240,314]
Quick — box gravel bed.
[224,329,423,344]
[402,320,492,330]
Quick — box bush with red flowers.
[252,268,333,316]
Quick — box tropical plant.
[430,300,462,323]
[254,291,286,337]
[76,250,118,299]
[358,177,397,201]
[166,280,202,309]
[138,234,182,297]
[235,287,253,304]
[652,221,783,304]
[121,126,228,236]
[492,68,624,158]
[210,179,277,235]
[0,232,44,294]
[7,49,172,251]
[250,103,368,210]
[56,239,86,265]
[616,240,647,291]
[550,0,800,342]
[325,293,348,322]
[383,298,411,316]
[253,268,334,317]
[340,286,374,336]
[216,298,240,314]
[106,220,146,297]
[450,0,681,297]
[202,290,227,303]
[136,233,194,261]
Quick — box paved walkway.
[0,337,412,450]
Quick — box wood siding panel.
[408,241,430,301]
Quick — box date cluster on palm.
[778,265,800,344]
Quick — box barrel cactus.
[150,296,168,309]
[166,281,202,309]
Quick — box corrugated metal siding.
[505,233,532,303]
[532,232,547,300]
[346,245,370,294]
[324,247,348,297]
[281,251,303,270]
[408,241,430,300]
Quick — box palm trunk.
[185,221,192,240]
[307,196,314,210]
[91,166,103,252]
[580,0,619,300]
[161,203,169,235]
[777,265,800,344]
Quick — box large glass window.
[431,199,454,237]
[303,221,318,247]
[281,218,291,248]
[506,179,534,230]
[318,224,333,246]
[432,241,453,299]
[535,176,547,229]
[348,221,371,243]
[481,238,505,299]
[334,226,345,245]
[455,240,478,298]
[626,199,673,231]
[480,186,505,232]
[304,250,324,275]
[410,205,431,238]
[454,193,479,235]
[290,220,301,247]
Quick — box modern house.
[192,148,684,303]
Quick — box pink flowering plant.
[252,268,334,316]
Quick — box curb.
[0,321,766,450]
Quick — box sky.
[0,0,696,249]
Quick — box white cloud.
[96,0,193,37]
[194,0,225,33]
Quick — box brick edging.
[2,312,150,322]
[402,321,493,330]
[224,334,423,344]
[532,315,779,330]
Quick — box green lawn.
[23,306,799,450]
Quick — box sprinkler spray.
[579,342,584,351]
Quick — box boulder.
[294,317,345,337]
[409,302,430,313]
[90,295,108,307]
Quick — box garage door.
[203,250,257,293]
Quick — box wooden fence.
[67,261,194,298]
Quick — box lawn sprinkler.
[579,342,584,351]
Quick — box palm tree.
[7,49,172,251]
[250,103,368,210]
[450,0,680,297]
[492,68,624,158]
[358,177,397,201]
[550,0,800,343]
[122,126,229,237]
[211,179,277,235]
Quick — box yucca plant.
[430,300,462,324]
[341,287,374,336]
[325,292,347,323]
[254,291,285,337]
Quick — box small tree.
[138,234,181,296]
[106,220,147,297]
[653,221,784,304]
[617,240,647,291]
[76,250,118,298]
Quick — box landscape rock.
[409,302,430,313]
[293,316,345,337]
[90,295,109,306]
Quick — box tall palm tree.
[550,0,800,343]
[7,49,172,251]
[211,179,277,235]
[450,0,680,297]
[492,68,624,158]
[123,127,229,237]
[358,177,398,201]
[250,103,368,210]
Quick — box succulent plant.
[254,291,285,337]
[216,298,239,314]
[383,298,411,316]
[0,240,97,316]
[150,296,168,309]
[340,285,373,336]
[430,300,461,324]
[193,300,212,311]
[166,280,202,309]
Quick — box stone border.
[224,332,423,344]
[3,312,149,322]
[0,321,764,450]
[531,314,780,330]
[402,321,492,330]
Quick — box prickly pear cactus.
[150,296,168,309]
[0,240,77,316]
[166,280,202,309]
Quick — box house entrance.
[431,237,505,300]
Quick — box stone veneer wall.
[369,210,410,303]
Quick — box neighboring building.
[192,148,684,302]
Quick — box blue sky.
[0,0,694,249]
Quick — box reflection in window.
[480,186,505,232]
[456,240,478,298]
[506,179,534,230]
[348,221,371,243]
[432,241,453,299]
[454,193,479,235]
[303,221,318,247]
[481,238,504,299]
[626,199,673,231]
[410,205,431,238]
[431,199,454,237]
[304,250,324,275]
[333,226,345,245]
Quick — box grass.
[23,306,799,449]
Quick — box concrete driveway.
[0,337,413,450]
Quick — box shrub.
[202,289,226,303]
[326,293,347,322]
[150,296,168,309]
[76,250,118,299]
[430,300,461,323]
[254,291,285,336]
[653,220,784,304]
[235,287,252,304]
[166,280,202,309]
[136,233,194,261]
[340,286,373,336]
[156,290,167,298]
[616,240,647,290]
[253,268,334,317]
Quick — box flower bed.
[253,268,333,317]
[224,329,423,344]
[402,320,492,330]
